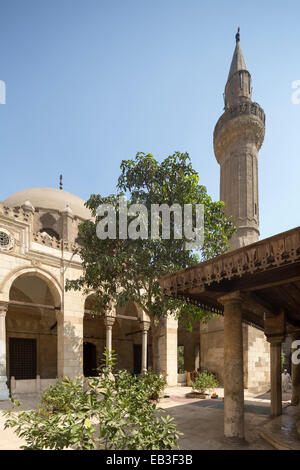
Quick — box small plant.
[177,345,184,373]
[3,350,181,450]
[139,368,166,401]
[281,351,285,369]
[191,370,219,395]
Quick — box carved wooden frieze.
[160,227,300,297]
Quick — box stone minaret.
[214,29,265,249]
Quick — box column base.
[0,376,10,401]
[223,436,249,447]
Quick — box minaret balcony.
[214,102,265,137]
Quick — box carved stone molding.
[32,232,78,253]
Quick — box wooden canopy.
[159,226,300,330]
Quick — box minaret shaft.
[219,141,259,248]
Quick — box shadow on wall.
[57,316,83,378]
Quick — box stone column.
[219,292,244,439]
[0,302,9,400]
[158,316,178,386]
[104,316,115,354]
[267,336,284,417]
[140,321,150,373]
[264,310,286,417]
[291,331,300,406]
[57,291,84,378]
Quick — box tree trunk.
[151,319,161,373]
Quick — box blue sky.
[0,0,299,239]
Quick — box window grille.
[9,338,37,380]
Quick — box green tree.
[66,152,236,370]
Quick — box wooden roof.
[159,226,300,330]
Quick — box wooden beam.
[84,310,139,322]
[243,292,278,317]
[231,264,300,292]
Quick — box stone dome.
[3,187,91,220]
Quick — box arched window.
[239,72,243,89]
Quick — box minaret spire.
[225,29,251,109]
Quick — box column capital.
[104,315,115,328]
[266,335,285,344]
[264,310,286,340]
[139,320,151,332]
[0,301,8,316]
[218,291,244,306]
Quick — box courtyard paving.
[159,386,292,450]
[0,386,292,450]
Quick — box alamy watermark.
[291,80,300,104]
[96,196,204,250]
[292,340,300,365]
[0,80,6,104]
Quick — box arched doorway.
[7,273,59,390]
[83,295,105,376]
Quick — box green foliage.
[191,370,219,395]
[3,350,181,450]
[66,152,236,327]
[281,350,285,369]
[139,368,167,401]
[178,346,184,373]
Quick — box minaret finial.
[59,174,63,190]
[235,27,240,43]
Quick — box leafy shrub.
[139,368,166,401]
[191,370,219,395]
[40,378,89,414]
[3,350,181,450]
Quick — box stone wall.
[159,316,178,386]
[200,317,225,383]
[245,325,270,393]
[200,316,270,392]
[178,321,200,372]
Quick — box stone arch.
[83,294,105,376]
[6,268,61,385]
[0,266,62,306]
[133,302,150,323]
